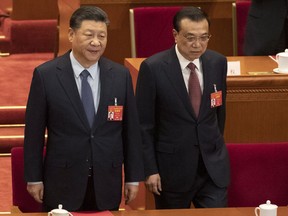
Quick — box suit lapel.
[56,52,90,130]
[92,57,113,130]
[164,48,195,117]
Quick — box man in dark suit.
[24,6,144,212]
[244,0,288,55]
[136,7,230,209]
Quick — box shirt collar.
[70,51,98,79]
[175,45,200,70]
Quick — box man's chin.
[86,54,101,62]
[187,54,201,61]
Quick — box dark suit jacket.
[136,46,230,192]
[24,51,144,211]
[244,0,287,55]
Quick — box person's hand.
[145,174,162,195]
[27,183,44,203]
[124,184,139,204]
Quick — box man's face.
[173,18,210,61]
[68,20,107,68]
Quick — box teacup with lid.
[255,200,278,216]
[48,204,73,216]
[276,49,288,73]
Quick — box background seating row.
[129,1,251,58]
[0,18,58,54]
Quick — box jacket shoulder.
[202,49,227,63]
[35,52,70,72]
[100,56,129,73]
[143,47,175,65]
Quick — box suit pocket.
[156,142,175,154]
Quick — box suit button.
[91,135,94,139]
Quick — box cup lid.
[51,204,69,214]
[259,200,278,209]
[277,51,288,56]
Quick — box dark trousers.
[42,176,98,212]
[78,175,97,211]
[276,18,288,54]
[78,174,119,211]
[154,156,227,209]
[43,174,119,212]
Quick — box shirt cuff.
[125,182,139,186]
[27,181,43,185]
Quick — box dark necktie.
[80,70,95,127]
[188,63,202,118]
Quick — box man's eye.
[83,33,93,37]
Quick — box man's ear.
[68,28,74,42]
[172,29,178,43]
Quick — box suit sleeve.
[24,68,47,182]
[135,61,158,177]
[122,69,145,182]
[217,58,227,135]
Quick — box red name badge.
[107,106,123,121]
[210,90,222,108]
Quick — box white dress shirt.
[70,51,101,114]
[175,45,204,93]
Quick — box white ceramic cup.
[276,50,288,73]
[48,204,73,216]
[255,200,278,216]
